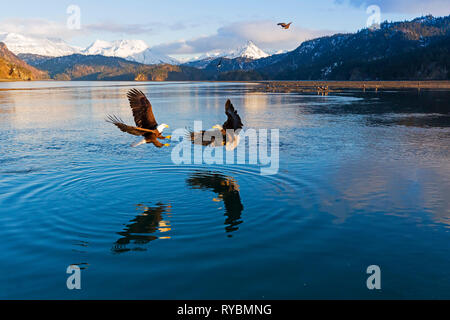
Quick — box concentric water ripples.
[0,160,314,257]
[2,83,450,299]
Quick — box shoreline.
[1,79,449,90]
[253,80,450,93]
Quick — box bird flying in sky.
[189,99,244,151]
[277,22,292,29]
[106,89,170,148]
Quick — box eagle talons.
[165,135,172,140]
[164,144,170,147]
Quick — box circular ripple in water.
[0,162,316,256]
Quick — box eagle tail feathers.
[131,139,147,148]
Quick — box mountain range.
[0,33,268,66]
[81,39,179,65]
[0,33,80,57]
[202,15,450,81]
[0,34,180,65]
[19,53,206,81]
[1,15,449,81]
[183,41,269,69]
[0,33,269,66]
[257,15,450,80]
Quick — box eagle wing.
[127,89,158,130]
[223,100,243,130]
[278,23,286,27]
[106,115,158,136]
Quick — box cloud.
[0,18,82,39]
[152,20,333,55]
[335,0,450,16]
[85,22,154,35]
[0,18,333,56]
[0,18,163,40]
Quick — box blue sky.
[0,0,449,59]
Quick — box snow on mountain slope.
[127,48,179,65]
[225,41,269,59]
[0,33,80,57]
[184,40,270,68]
[82,39,148,58]
[194,50,227,61]
[82,39,178,65]
[0,33,260,65]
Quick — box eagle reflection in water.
[186,172,244,236]
[112,203,172,253]
[112,173,244,253]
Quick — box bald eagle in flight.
[189,99,243,151]
[107,89,170,148]
[277,22,292,29]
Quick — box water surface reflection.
[1,82,450,299]
[113,203,172,253]
[187,171,244,236]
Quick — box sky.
[0,0,449,60]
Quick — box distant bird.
[277,22,292,29]
[189,99,243,151]
[217,58,223,69]
[107,89,170,148]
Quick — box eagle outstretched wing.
[106,115,158,136]
[277,22,292,29]
[186,99,243,148]
[127,89,158,130]
[223,100,243,130]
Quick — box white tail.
[226,135,241,151]
[131,139,146,148]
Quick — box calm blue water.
[0,81,449,299]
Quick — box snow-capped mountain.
[265,49,288,56]
[127,48,179,65]
[82,39,178,65]
[225,40,269,59]
[193,50,226,61]
[0,33,263,66]
[0,33,80,57]
[82,39,148,58]
[0,33,179,65]
[183,40,270,68]
[193,41,269,61]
